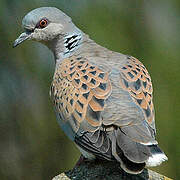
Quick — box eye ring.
[37,18,48,29]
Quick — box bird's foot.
[74,154,86,167]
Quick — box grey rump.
[13,7,167,174]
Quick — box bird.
[13,7,168,174]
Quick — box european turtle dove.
[13,7,168,174]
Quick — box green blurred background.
[0,0,179,179]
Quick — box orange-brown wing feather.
[119,56,155,127]
[50,56,112,134]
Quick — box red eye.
[38,19,48,28]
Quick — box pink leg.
[75,154,85,167]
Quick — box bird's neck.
[49,29,95,64]
[47,28,88,63]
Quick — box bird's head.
[13,7,82,59]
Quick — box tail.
[112,128,168,174]
[75,128,168,174]
[145,145,168,167]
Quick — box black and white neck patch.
[64,33,82,55]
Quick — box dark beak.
[13,32,31,48]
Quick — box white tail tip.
[146,153,168,167]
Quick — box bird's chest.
[50,69,77,140]
[50,67,72,121]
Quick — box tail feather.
[114,128,151,163]
[75,128,168,174]
[116,144,146,174]
[110,129,148,174]
[112,129,167,174]
[146,145,168,166]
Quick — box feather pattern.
[50,56,112,135]
[119,56,155,127]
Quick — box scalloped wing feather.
[119,57,155,127]
[50,56,112,136]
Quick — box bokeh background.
[0,0,179,179]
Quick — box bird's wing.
[119,56,155,127]
[50,55,112,140]
[101,56,157,144]
[105,56,157,157]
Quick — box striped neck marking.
[64,34,82,55]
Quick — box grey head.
[13,7,83,59]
